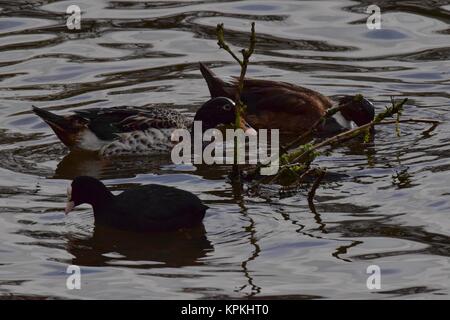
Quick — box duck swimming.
[65,176,207,232]
[199,63,375,134]
[33,97,256,157]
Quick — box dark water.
[0,0,449,299]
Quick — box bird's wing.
[227,77,333,114]
[73,106,185,140]
[115,185,202,221]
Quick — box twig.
[234,23,256,105]
[216,24,243,67]
[279,117,439,172]
[216,23,256,182]
[377,118,441,125]
[246,104,343,181]
[251,98,442,189]
[249,98,426,180]
[251,98,411,186]
[280,104,343,154]
[216,22,256,108]
[389,96,402,137]
[287,98,408,166]
[307,169,326,213]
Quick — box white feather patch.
[79,130,109,151]
[332,111,357,130]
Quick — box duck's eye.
[222,104,232,111]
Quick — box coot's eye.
[222,104,232,111]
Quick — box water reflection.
[53,150,171,180]
[332,216,450,259]
[67,224,213,268]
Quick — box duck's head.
[193,97,257,135]
[65,176,113,214]
[338,94,375,126]
[32,106,88,148]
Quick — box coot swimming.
[65,176,208,232]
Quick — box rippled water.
[0,0,449,299]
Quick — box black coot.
[65,176,208,232]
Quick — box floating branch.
[280,104,344,154]
[214,23,441,216]
[265,98,408,185]
[246,104,344,183]
[287,98,409,166]
[377,118,440,128]
[252,97,441,188]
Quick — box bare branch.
[216,23,242,66]
[216,22,256,183]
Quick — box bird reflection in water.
[53,150,172,180]
[66,224,213,268]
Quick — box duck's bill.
[240,119,257,136]
[65,201,75,215]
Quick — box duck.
[199,62,375,134]
[65,176,208,232]
[32,97,256,157]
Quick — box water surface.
[0,0,449,299]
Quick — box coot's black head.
[65,176,113,214]
[338,94,375,126]
[193,97,256,135]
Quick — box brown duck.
[199,63,375,134]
